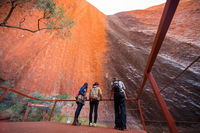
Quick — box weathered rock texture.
[105,0,200,124]
[0,0,200,130]
[0,0,107,96]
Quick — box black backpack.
[112,80,122,92]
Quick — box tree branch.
[0,0,72,35]
[0,24,62,33]
[1,0,17,25]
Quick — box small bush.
[0,90,70,122]
[0,91,20,111]
[34,0,74,37]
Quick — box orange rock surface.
[0,0,107,96]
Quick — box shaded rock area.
[105,0,200,131]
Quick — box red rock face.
[0,0,107,96]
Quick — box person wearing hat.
[89,82,102,127]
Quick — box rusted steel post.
[147,72,178,133]
[137,100,147,131]
[49,101,57,121]
[145,0,180,73]
[23,103,31,121]
[42,108,48,121]
[137,75,147,99]
[0,88,10,101]
[137,0,180,99]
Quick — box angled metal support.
[137,0,180,99]
[23,103,31,121]
[135,0,180,132]
[137,100,147,131]
[0,88,10,101]
[147,72,178,133]
[49,101,57,121]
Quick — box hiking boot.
[76,120,81,126]
[72,118,77,125]
[72,118,81,126]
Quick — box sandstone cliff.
[0,0,106,96]
[0,0,200,130]
[106,0,200,124]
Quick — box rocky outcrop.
[105,0,200,122]
[0,0,107,96]
[0,0,199,129]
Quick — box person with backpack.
[110,78,127,130]
[89,82,102,127]
[72,82,88,126]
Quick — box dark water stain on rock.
[105,0,200,129]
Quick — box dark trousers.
[89,100,99,123]
[74,102,84,119]
[114,92,126,129]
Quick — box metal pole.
[147,72,178,133]
[137,0,180,99]
[137,75,147,99]
[42,108,48,121]
[22,103,31,121]
[160,56,200,93]
[137,100,147,131]
[49,101,57,121]
[0,88,10,101]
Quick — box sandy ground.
[0,122,146,133]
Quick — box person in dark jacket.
[110,78,127,130]
[72,82,88,126]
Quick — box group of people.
[72,78,127,131]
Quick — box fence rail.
[0,86,145,130]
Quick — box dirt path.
[0,122,146,133]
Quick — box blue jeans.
[74,102,84,119]
[114,92,126,129]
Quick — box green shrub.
[0,90,70,122]
[0,0,74,38]
[34,0,74,37]
[0,91,19,111]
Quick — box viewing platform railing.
[0,86,146,131]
